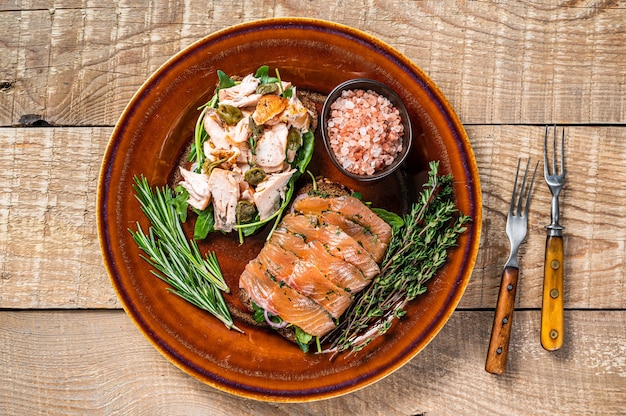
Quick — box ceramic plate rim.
[97,17,482,402]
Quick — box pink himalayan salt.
[327,89,404,176]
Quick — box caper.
[244,167,267,186]
[202,157,227,176]
[287,127,302,150]
[216,104,243,125]
[256,83,279,95]
[236,201,257,224]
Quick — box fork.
[486,159,538,375]
[541,126,566,351]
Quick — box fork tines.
[511,158,539,218]
[544,126,565,178]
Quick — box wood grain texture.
[464,124,626,310]
[0,127,117,308]
[1,1,625,126]
[0,310,623,415]
[2,125,625,309]
[2,1,625,414]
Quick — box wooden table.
[2,1,625,414]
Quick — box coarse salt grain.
[327,88,404,176]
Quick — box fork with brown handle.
[486,159,538,374]
[541,126,566,351]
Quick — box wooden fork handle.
[485,266,519,375]
[541,235,564,351]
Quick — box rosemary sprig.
[129,175,241,332]
[322,161,470,355]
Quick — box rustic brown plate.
[97,18,481,402]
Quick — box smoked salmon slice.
[293,195,392,251]
[280,213,380,279]
[239,193,394,339]
[257,242,353,318]
[239,260,336,337]
[318,211,388,263]
[270,228,371,292]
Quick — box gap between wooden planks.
[1,2,625,127]
[0,309,624,415]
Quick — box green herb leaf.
[217,70,235,89]
[274,68,289,98]
[254,65,278,84]
[292,130,315,173]
[188,128,208,164]
[371,207,405,229]
[294,326,313,353]
[193,105,210,170]
[251,302,266,324]
[282,87,293,98]
[170,185,189,223]
[193,205,215,240]
[254,65,269,82]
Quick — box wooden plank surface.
[1,310,624,415]
[0,127,116,308]
[2,125,625,309]
[1,1,625,127]
[2,0,625,414]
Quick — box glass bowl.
[321,78,413,182]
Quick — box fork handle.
[485,266,519,374]
[541,235,564,351]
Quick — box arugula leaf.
[254,65,278,84]
[193,105,211,170]
[217,70,235,89]
[294,326,313,353]
[282,87,293,98]
[189,127,208,164]
[292,130,315,173]
[371,207,405,229]
[193,205,215,240]
[251,302,266,324]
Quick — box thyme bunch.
[323,161,470,355]
[129,175,241,332]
